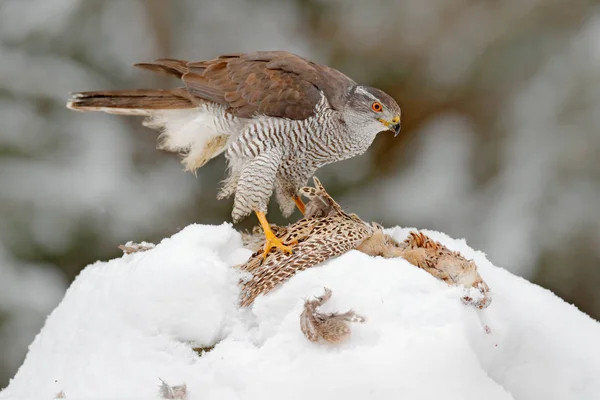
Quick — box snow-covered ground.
[1,223,599,400]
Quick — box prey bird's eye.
[371,101,383,113]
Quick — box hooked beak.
[378,116,402,137]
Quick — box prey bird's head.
[344,85,401,137]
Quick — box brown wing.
[135,51,356,120]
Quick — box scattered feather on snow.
[158,378,187,400]
[1,223,600,400]
[118,241,156,254]
[300,287,366,344]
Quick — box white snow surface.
[1,223,599,400]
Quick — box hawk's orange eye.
[371,102,383,112]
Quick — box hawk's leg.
[255,210,293,259]
[293,195,306,215]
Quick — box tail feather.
[134,58,189,78]
[66,88,195,115]
[66,83,236,175]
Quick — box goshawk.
[67,51,401,257]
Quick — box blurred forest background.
[1,0,599,387]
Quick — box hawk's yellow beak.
[378,116,401,137]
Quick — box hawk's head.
[344,86,402,137]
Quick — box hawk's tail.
[66,88,195,115]
[66,88,232,173]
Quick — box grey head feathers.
[342,85,402,137]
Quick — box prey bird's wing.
[239,219,372,307]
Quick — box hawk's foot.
[263,233,293,260]
[293,195,306,215]
[254,210,293,259]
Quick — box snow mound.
[1,223,599,400]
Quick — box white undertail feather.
[68,99,243,173]
[143,104,243,172]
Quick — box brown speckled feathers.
[399,232,491,308]
[238,177,491,308]
[300,288,366,344]
[238,177,374,307]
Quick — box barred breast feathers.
[220,93,339,221]
[226,93,334,160]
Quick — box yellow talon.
[255,210,293,259]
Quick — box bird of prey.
[238,178,491,309]
[300,288,366,344]
[67,51,402,257]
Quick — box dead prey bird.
[238,177,491,309]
